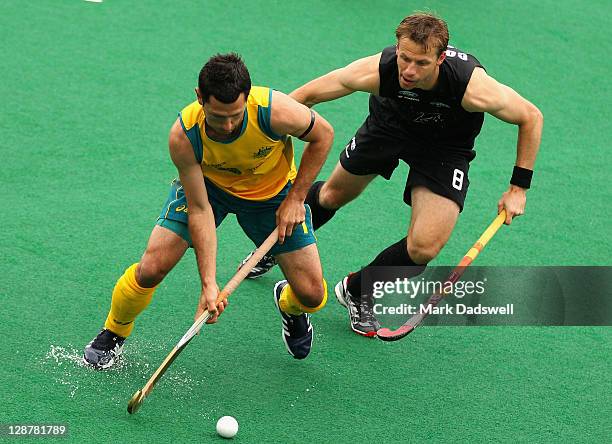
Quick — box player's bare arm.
[269,90,334,243]
[168,119,226,322]
[462,67,544,224]
[290,53,382,106]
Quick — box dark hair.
[198,53,251,103]
[395,13,449,57]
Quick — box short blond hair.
[395,13,449,57]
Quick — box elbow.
[290,88,309,106]
[304,96,319,108]
[517,103,543,134]
[322,121,335,151]
[529,103,544,128]
[305,113,334,153]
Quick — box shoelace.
[359,299,378,325]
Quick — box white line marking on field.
[84,0,103,3]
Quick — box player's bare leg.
[137,225,190,287]
[407,186,459,264]
[337,186,459,336]
[317,162,377,214]
[271,244,326,359]
[83,225,188,369]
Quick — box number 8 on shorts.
[452,168,464,190]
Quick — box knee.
[407,236,443,265]
[294,279,327,310]
[136,258,170,288]
[318,183,349,210]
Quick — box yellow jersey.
[178,86,297,201]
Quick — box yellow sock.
[104,263,156,338]
[279,280,327,316]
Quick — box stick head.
[127,389,144,414]
[376,325,415,342]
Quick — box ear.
[195,87,203,105]
[437,50,446,65]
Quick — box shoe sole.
[82,356,115,370]
[334,279,349,308]
[273,280,313,359]
[334,279,377,338]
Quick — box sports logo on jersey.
[253,146,273,159]
[413,112,443,124]
[247,160,266,173]
[429,101,450,109]
[397,90,420,101]
[208,162,242,175]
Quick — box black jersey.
[369,45,485,152]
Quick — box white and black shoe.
[239,251,277,279]
[273,280,313,359]
[83,329,125,369]
[335,275,380,337]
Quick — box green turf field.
[1,0,611,442]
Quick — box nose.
[403,64,416,78]
[222,120,233,132]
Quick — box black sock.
[305,181,337,230]
[347,237,426,295]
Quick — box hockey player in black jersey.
[241,12,543,337]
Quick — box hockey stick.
[377,210,506,342]
[127,228,279,414]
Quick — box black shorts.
[339,118,476,212]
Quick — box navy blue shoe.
[83,329,125,369]
[273,280,313,360]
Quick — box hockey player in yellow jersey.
[83,53,334,368]
[178,85,298,200]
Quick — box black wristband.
[298,110,316,140]
[510,166,533,189]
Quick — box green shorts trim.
[157,178,316,255]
